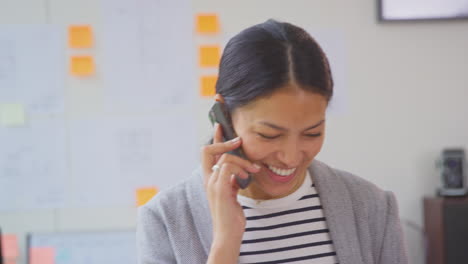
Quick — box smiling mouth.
[265,164,297,177]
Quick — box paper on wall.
[0,25,65,115]
[100,0,196,111]
[69,113,198,207]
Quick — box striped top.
[237,171,338,264]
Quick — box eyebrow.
[259,119,325,132]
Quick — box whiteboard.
[0,117,67,211]
[68,113,199,207]
[0,24,65,115]
[100,0,196,112]
[27,230,136,264]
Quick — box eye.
[257,133,281,139]
[305,133,322,138]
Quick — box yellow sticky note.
[70,56,95,76]
[136,187,158,206]
[199,45,220,68]
[69,25,93,48]
[196,14,220,34]
[1,234,19,258]
[200,75,217,97]
[30,247,55,264]
[0,104,26,127]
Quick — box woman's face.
[231,87,327,199]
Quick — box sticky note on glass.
[0,104,26,127]
[30,247,55,264]
[55,248,72,262]
[1,234,19,258]
[69,25,93,48]
[196,14,220,34]
[199,45,220,68]
[136,187,158,206]
[200,75,217,97]
[70,56,95,76]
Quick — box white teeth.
[267,164,296,177]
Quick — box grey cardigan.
[137,160,408,264]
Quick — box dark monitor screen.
[379,0,468,21]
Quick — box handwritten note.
[69,114,197,207]
[199,45,220,67]
[200,75,217,97]
[1,234,19,258]
[68,25,93,48]
[196,14,219,34]
[0,25,65,116]
[0,104,26,126]
[0,118,67,211]
[100,0,195,111]
[136,187,158,206]
[30,247,55,264]
[70,56,94,76]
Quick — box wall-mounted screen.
[379,0,468,21]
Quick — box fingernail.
[230,137,240,143]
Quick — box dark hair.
[216,19,333,112]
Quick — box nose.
[276,140,303,168]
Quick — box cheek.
[240,136,273,161]
[303,138,325,160]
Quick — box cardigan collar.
[186,159,364,263]
[309,160,365,264]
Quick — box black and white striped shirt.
[237,171,338,264]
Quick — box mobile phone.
[209,101,252,189]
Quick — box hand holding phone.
[202,102,261,259]
[208,101,252,189]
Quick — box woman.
[137,20,408,264]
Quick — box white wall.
[1,0,468,264]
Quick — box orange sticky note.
[29,247,55,264]
[200,75,217,97]
[69,25,93,48]
[1,234,19,258]
[70,56,95,76]
[199,45,220,68]
[196,14,220,34]
[136,187,158,206]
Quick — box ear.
[214,93,225,103]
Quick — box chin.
[263,165,309,196]
[254,173,299,198]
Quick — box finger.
[204,151,259,190]
[208,166,221,186]
[207,137,241,156]
[230,174,241,196]
[203,162,222,188]
[217,153,262,174]
[217,163,249,188]
[201,138,242,175]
